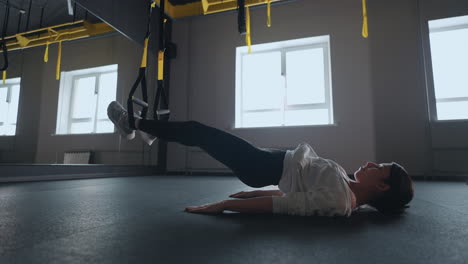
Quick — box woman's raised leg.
[138,120,286,187]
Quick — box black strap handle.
[127,67,148,129]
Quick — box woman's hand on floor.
[185,201,226,214]
[185,197,273,214]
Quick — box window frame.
[56,65,118,135]
[0,78,21,136]
[235,36,334,129]
[424,15,468,123]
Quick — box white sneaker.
[107,101,135,140]
[139,130,157,146]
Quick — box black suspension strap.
[238,0,246,35]
[73,2,77,22]
[1,0,10,72]
[38,6,44,38]
[25,0,32,32]
[127,0,153,129]
[153,0,170,120]
[16,9,22,33]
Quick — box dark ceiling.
[0,0,99,37]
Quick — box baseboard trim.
[0,164,161,183]
[0,172,156,183]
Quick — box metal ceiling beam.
[152,0,287,18]
[3,20,115,52]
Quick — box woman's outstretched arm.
[185,197,273,214]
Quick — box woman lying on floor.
[108,101,414,217]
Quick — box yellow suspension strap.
[153,0,171,120]
[237,0,252,53]
[141,37,149,68]
[267,0,272,27]
[157,20,166,81]
[44,42,49,62]
[2,71,5,84]
[246,6,252,53]
[362,0,368,38]
[127,0,154,129]
[56,41,62,80]
[158,50,164,81]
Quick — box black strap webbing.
[127,67,149,129]
[238,0,246,35]
[1,1,10,72]
[153,0,170,120]
[127,0,153,129]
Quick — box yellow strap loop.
[44,42,49,62]
[2,71,6,84]
[246,7,252,53]
[56,41,62,80]
[141,37,149,68]
[158,50,165,80]
[267,0,271,27]
[362,0,368,38]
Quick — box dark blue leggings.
[138,120,286,188]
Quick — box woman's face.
[354,162,391,189]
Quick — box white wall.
[34,34,156,164]
[369,0,431,176]
[3,0,467,175]
[421,0,468,174]
[168,0,376,174]
[370,0,468,176]
[168,0,468,176]
[0,49,43,163]
[0,34,157,165]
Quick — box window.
[56,65,118,134]
[0,78,21,136]
[428,15,468,121]
[235,36,333,128]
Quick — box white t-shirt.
[272,143,354,217]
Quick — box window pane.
[97,72,117,119]
[285,109,329,126]
[70,121,93,134]
[0,88,7,124]
[429,28,468,99]
[242,111,282,128]
[242,52,283,110]
[7,85,20,124]
[286,48,325,105]
[4,124,16,135]
[436,101,468,120]
[72,76,97,119]
[96,120,114,133]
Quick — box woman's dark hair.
[368,162,414,215]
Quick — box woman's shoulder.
[291,143,319,158]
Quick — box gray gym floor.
[0,176,467,264]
